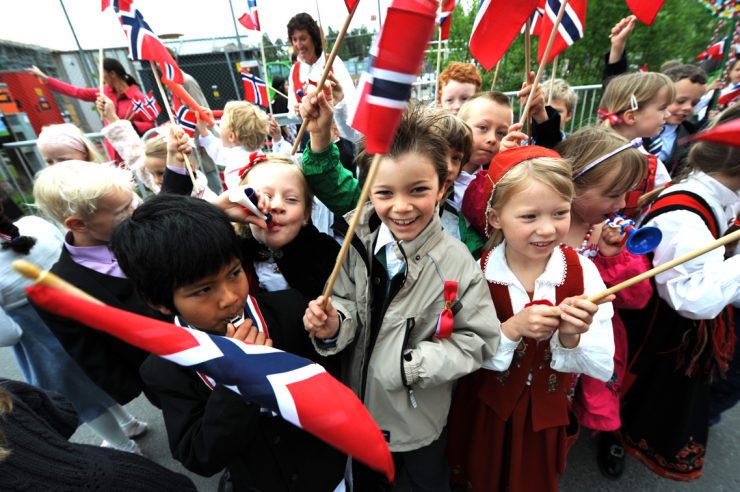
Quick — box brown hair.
[0,388,12,462]
[599,72,675,128]
[686,104,740,178]
[662,64,708,85]
[356,104,450,189]
[457,91,512,122]
[557,126,647,194]
[436,62,482,105]
[434,112,473,165]
[485,157,574,249]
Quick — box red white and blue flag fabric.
[625,0,665,26]
[718,83,740,107]
[106,0,184,84]
[25,283,395,480]
[521,3,545,36]
[537,0,586,64]
[469,0,542,71]
[439,0,460,41]
[172,96,197,138]
[345,0,359,13]
[238,0,260,31]
[696,38,726,61]
[349,0,437,154]
[143,91,161,120]
[240,70,269,108]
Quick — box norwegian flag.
[696,38,726,61]
[173,97,197,138]
[537,0,587,64]
[25,283,394,480]
[238,0,260,31]
[109,0,184,85]
[345,0,359,12]
[718,83,740,107]
[439,0,460,41]
[521,3,545,36]
[625,0,664,26]
[131,98,149,120]
[144,91,161,120]
[241,70,269,108]
[349,0,437,154]
[469,0,541,71]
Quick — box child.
[543,78,578,132]
[37,123,103,165]
[111,193,346,491]
[196,101,290,190]
[437,61,482,116]
[0,205,148,454]
[31,161,153,451]
[447,146,615,492]
[556,126,653,478]
[303,106,500,489]
[618,105,740,481]
[597,71,675,218]
[235,152,340,301]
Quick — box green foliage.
[432,0,719,91]
[326,26,374,61]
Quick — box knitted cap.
[461,146,561,236]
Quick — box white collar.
[483,241,567,288]
[374,222,397,256]
[690,171,740,207]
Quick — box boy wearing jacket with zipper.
[302,96,500,491]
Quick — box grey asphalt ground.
[1,345,739,491]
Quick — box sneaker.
[121,418,148,439]
[101,439,144,456]
[597,433,626,479]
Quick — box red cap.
[461,146,561,237]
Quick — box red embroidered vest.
[478,246,583,431]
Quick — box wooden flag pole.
[13,260,104,306]
[490,60,501,91]
[524,19,531,81]
[258,35,274,115]
[291,5,359,155]
[518,0,568,125]
[435,25,443,103]
[98,48,105,95]
[547,55,559,105]
[150,61,198,189]
[588,229,740,303]
[322,153,382,300]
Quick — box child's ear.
[488,209,503,230]
[148,302,174,317]
[564,111,573,123]
[228,131,237,145]
[622,109,637,126]
[64,215,88,233]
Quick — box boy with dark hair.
[112,193,345,491]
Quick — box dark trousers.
[352,429,450,492]
[709,309,740,420]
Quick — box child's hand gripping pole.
[228,187,273,224]
[588,228,740,303]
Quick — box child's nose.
[218,285,240,310]
[393,197,413,213]
[537,220,556,237]
[270,195,285,213]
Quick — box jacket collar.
[483,241,567,288]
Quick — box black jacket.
[140,289,345,492]
[32,246,165,404]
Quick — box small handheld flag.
[238,0,260,31]
[625,0,665,26]
[537,0,586,64]
[241,70,269,108]
[172,96,197,138]
[439,0,461,41]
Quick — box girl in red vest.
[448,146,616,492]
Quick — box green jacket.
[302,144,486,257]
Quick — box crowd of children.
[0,9,738,492]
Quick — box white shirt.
[287,55,359,142]
[373,223,406,278]
[452,170,476,210]
[480,242,615,382]
[643,171,740,318]
[254,258,290,292]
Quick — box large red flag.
[537,0,587,64]
[350,0,437,154]
[625,0,664,26]
[26,283,394,480]
[469,0,542,71]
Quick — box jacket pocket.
[400,317,418,408]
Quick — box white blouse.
[642,171,740,319]
[480,242,615,382]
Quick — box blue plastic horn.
[607,214,662,255]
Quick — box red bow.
[236,151,269,181]
[434,280,459,339]
[597,108,623,126]
[524,299,553,308]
